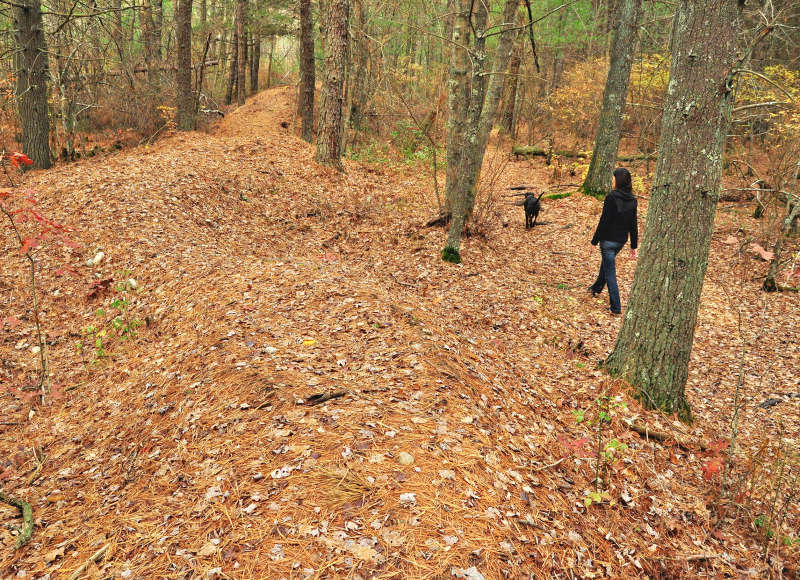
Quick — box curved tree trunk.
[176,0,195,130]
[14,0,51,169]
[443,0,519,262]
[298,0,316,143]
[605,0,744,421]
[582,0,642,195]
[315,0,349,169]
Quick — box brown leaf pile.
[1,87,798,579]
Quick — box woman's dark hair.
[613,167,632,193]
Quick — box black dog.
[524,192,545,229]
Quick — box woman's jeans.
[590,240,624,313]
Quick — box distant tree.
[176,0,195,130]
[315,0,349,169]
[298,0,315,143]
[236,0,247,105]
[582,0,642,196]
[605,0,745,421]
[14,0,52,168]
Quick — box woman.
[589,167,638,315]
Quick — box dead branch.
[68,543,110,580]
[0,489,33,549]
[627,422,707,452]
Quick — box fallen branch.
[305,391,346,406]
[512,145,653,162]
[0,489,34,549]
[627,422,707,452]
[68,543,110,580]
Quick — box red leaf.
[54,265,78,277]
[703,457,724,480]
[9,152,33,167]
[0,190,11,201]
[19,236,40,254]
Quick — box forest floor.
[1,86,799,579]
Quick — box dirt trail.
[0,87,798,578]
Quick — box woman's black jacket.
[591,189,638,249]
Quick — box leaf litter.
[0,86,798,578]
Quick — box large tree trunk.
[176,0,195,130]
[582,0,642,195]
[443,0,519,263]
[236,0,247,106]
[14,0,51,169]
[605,0,744,421]
[298,0,316,143]
[315,0,349,169]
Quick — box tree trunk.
[582,0,642,196]
[226,29,238,105]
[176,0,195,130]
[153,0,163,60]
[500,39,522,135]
[14,0,51,169]
[315,0,349,169]
[443,0,519,263]
[444,1,470,218]
[251,37,261,93]
[605,0,744,421]
[236,0,246,106]
[298,0,316,143]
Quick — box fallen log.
[512,145,653,162]
[0,489,33,549]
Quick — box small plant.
[573,392,629,493]
[76,271,141,363]
[0,151,74,398]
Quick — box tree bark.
[298,0,316,143]
[14,0,51,169]
[500,39,522,135]
[315,0,349,169]
[443,0,470,218]
[176,0,195,130]
[582,0,642,196]
[605,0,744,421]
[226,29,238,105]
[443,0,519,262]
[251,37,261,93]
[236,0,247,106]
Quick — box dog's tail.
[537,191,546,201]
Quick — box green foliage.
[76,271,142,363]
[544,191,574,200]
